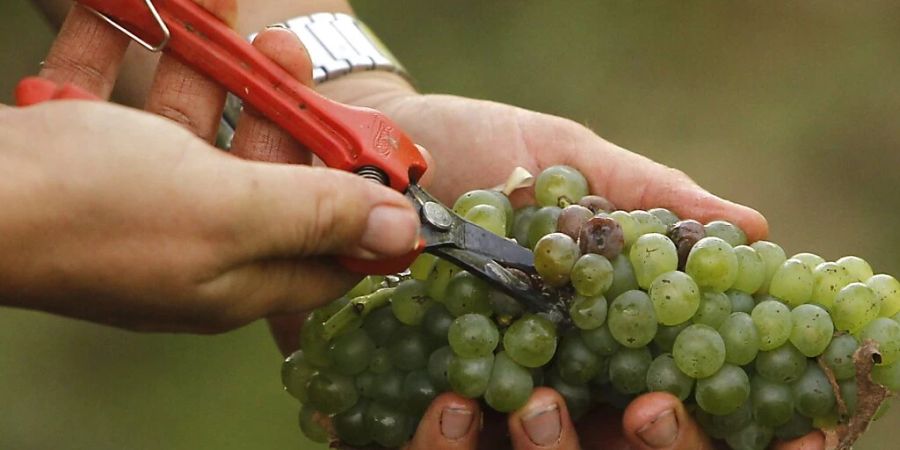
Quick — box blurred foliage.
[1,0,899,449]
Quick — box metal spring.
[356,166,389,185]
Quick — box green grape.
[822,334,859,380]
[465,204,507,237]
[334,400,371,447]
[868,274,900,318]
[646,353,694,401]
[873,361,900,390]
[727,289,757,314]
[409,254,438,281]
[591,356,611,386]
[673,324,726,378]
[755,343,806,383]
[364,402,413,448]
[704,220,747,247]
[512,206,539,246]
[811,262,853,311]
[282,350,315,403]
[313,296,352,322]
[696,400,753,439]
[444,271,492,317]
[485,352,534,413]
[355,371,377,398]
[751,300,792,351]
[789,304,834,357]
[547,370,593,420]
[569,294,608,330]
[607,254,640,299]
[769,259,814,307]
[307,370,359,414]
[489,290,525,322]
[791,362,836,418]
[298,404,329,443]
[364,304,401,347]
[404,370,438,415]
[535,165,589,207]
[581,323,621,356]
[609,346,653,394]
[368,347,393,374]
[347,276,385,298]
[608,290,658,348]
[732,246,766,294]
[860,318,900,365]
[685,237,739,292]
[300,318,333,369]
[833,282,880,333]
[648,207,680,230]
[427,346,455,392]
[391,279,432,326]
[453,189,514,234]
[630,210,667,236]
[372,370,404,404]
[558,332,602,384]
[609,210,640,248]
[725,422,773,450]
[629,233,678,290]
[448,354,494,398]
[750,240,787,295]
[387,327,430,371]
[422,304,454,344]
[504,314,558,367]
[719,312,760,366]
[330,328,376,376]
[570,254,615,297]
[751,376,794,427]
[773,412,813,441]
[426,259,461,302]
[837,255,874,282]
[653,321,690,353]
[527,206,562,249]
[693,290,732,328]
[534,233,581,286]
[791,253,825,271]
[448,313,500,358]
[695,364,750,416]
[648,270,701,325]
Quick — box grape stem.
[322,287,396,341]
[822,339,892,450]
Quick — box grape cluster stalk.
[281,166,900,450]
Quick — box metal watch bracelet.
[217,13,407,148]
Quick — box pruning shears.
[15,0,564,320]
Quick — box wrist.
[235,0,354,35]
[317,71,419,110]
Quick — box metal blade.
[458,221,535,271]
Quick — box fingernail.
[440,407,474,440]
[636,409,678,448]
[522,403,561,446]
[360,205,419,257]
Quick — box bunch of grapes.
[281,166,900,449]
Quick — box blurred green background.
[2,1,899,448]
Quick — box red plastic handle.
[77,0,427,192]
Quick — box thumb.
[621,392,714,450]
[226,160,420,260]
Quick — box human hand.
[0,3,418,332]
[302,74,829,450]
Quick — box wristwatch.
[218,13,407,148]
